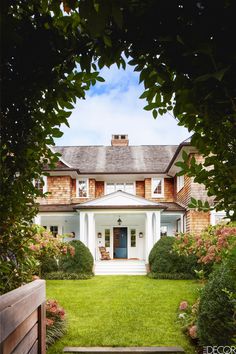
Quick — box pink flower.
[46,318,54,327]
[29,244,37,251]
[179,301,188,310]
[189,325,197,339]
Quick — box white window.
[210,210,229,225]
[152,178,164,197]
[106,183,115,194]
[105,182,135,195]
[34,176,47,193]
[125,183,135,194]
[177,175,185,192]
[50,226,58,237]
[76,179,88,198]
[116,183,125,191]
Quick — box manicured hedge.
[148,272,195,280]
[59,240,94,275]
[41,255,58,275]
[149,236,200,277]
[44,271,93,280]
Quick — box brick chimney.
[111,134,129,146]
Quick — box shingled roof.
[52,145,178,173]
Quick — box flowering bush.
[29,226,75,276]
[46,299,66,348]
[0,223,40,294]
[174,223,236,266]
[177,298,200,342]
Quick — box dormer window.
[152,178,164,197]
[77,178,88,198]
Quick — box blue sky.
[54,63,190,146]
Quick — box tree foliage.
[1,0,236,290]
[76,0,236,217]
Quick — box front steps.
[94,260,147,275]
[63,347,185,353]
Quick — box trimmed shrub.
[44,271,92,280]
[149,236,200,276]
[41,255,58,275]
[59,240,94,274]
[148,272,195,280]
[197,250,236,346]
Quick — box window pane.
[50,226,58,237]
[116,183,125,191]
[106,183,115,194]
[78,180,87,197]
[152,179,162,195]
[105,229,110,247]
[125,183,134,194]
[131,229,136,247]
[177,175,184,192]
[35,178,44,193]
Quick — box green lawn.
[46,276,199,354]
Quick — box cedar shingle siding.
[40,143,214,233]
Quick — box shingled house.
[35,135,225,274]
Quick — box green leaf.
[103,35,112,47]
[96,76,105,82]
[153,109,157,119]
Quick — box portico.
[76,191,164,262]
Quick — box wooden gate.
[0,280,46,354]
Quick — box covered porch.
[79,209,161,263]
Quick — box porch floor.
[94,260,147,275]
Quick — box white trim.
[151,177,164,198]
[76,178,89,198]
[76,190,163,207]
[43,175,47,193]
[34,175,47,193]
[177,175,184,193]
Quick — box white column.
[145,211,153,262]
[79,212,86,243]
[88,212,96,260]
[154,211,161,243]
[34,214,41,225]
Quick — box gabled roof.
[74,190,167,209]
[52,145,178,174]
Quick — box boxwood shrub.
[41,255,58,275]
[197,250,236,346]
[149,236,200,277]
[59,240,94,275]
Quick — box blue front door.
[113,227,127,259]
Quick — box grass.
[46,276,199,354]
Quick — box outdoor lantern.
[139,232,144,238]
[97,232,102,238]
[117,217,122,225]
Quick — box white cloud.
[54,64,190,146]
